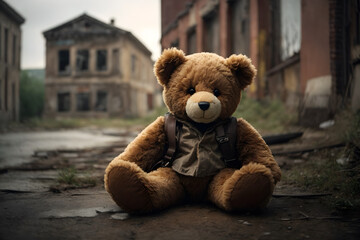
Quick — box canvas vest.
[152,113,240,177]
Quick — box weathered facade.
[43,14,159,118]
[0,0,25,125]
[161,0,360,126]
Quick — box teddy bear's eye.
[213,89,221,97]
[187,87,196,95]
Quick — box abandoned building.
[0,0,25,125]
[43,13,159,118]
[161,0,360,126]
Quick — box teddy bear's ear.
[226,54,257,90]
[154,48,186,86]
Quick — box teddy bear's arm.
[111,116,167,172]
[236,118,281,183]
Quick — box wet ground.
[0,128,359,239]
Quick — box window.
[76,49,89,72]
[5,68,8,111]
[112,49,120,74]
[12,34,16,66]
[280,0,301,60]
[57,92,71,112]
[230,0,250,55]
[76,92,90,111]
[187,28,197,54]
[95,91,107,111]
[147,93,153,111]
[58,50,70,74]
[96,50,107,71]
[203,11,220,54]
[4,28,8,63]
[0,24,2,61]
[131,54,137,76]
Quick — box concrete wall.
[300,0,332,126]
[0,10,22,125]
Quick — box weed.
[57,167,97,187]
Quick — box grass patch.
[234,94,297,134]
[10,95,295,134]
[57,167,97,187]
[282,148,360,210]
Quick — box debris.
[273,193,332,198]
[336,157,350,165]
[242,221,252,226]
[319,120,335,129]
[263,232,271,236]
[263,132,303,145]
[270,140,345,155]
[110,213,129,220]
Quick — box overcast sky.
[6,0,161,69]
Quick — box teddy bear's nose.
[198,102,210,111]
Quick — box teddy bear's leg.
[105,160,185,213]
[208,162,274,211]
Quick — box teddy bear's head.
[154,48,256,123]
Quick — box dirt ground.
[0,128,359,240]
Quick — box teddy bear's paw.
[106,161,154,213]
[227,163,275,211]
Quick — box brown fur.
[104,48,281,214]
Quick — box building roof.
[0,0,25,24]
[43,13,152,56]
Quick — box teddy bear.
[104,48,281,214]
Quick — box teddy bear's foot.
[105,160,184,213]
[208,163,274,211]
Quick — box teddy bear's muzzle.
[186,91,221,123]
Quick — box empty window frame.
[58,49,70,74]
[96,49,107,71]
[57,92,71,112]
[76,92,90,111]
[95,90,107,111]
[76,49,89,72]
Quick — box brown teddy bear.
[104,48,281,213]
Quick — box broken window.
[203,11,220,54]
[58,49,70,74]
[96,49,107,71]
[57,92,70,112]
[187,28,197,54]
[76,92,90,111]
[76,49,89,72]
[95,91,107,111]
[280,0,301,60]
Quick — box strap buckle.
[216,136,229,144]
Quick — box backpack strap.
[215,117,241,168]
[150,113,177,171]
[162,113,177,167]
